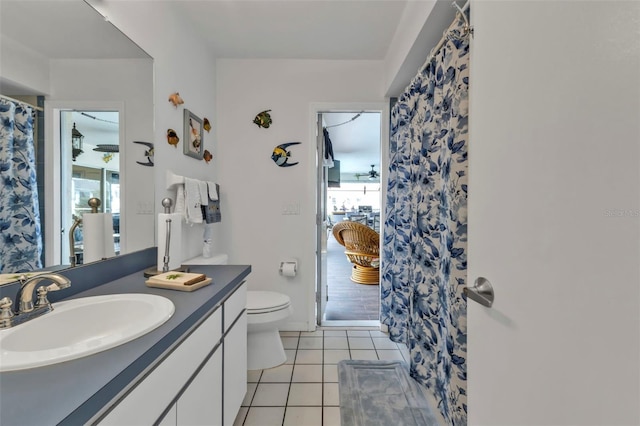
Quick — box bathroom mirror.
[0,0,155,279]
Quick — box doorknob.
[464,277,494,307]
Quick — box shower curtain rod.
[419,0,471,72]
[0,94,43,112]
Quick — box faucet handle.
[45,283,65,292]
[35,287,50,308]
[0,297,14,328]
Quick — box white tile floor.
[233,328,410,426]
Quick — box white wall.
[87,1,221,262]
[0,35,49,94]
[217,59,386,329]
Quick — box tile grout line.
[281,331,300,426]
[241,368,263,425]
[321,330,325,426]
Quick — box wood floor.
[324,232,380,321]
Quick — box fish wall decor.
[134,141,154,166]
[168,92,184,107]
[203,118,211,133]
[203,150,213,163]
[167,129,180,147]
[253,110,272,128]
[271,142,301,167]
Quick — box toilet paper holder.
[279,261,297,277]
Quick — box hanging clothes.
[0,98,43,273]
[381,13,470,426]
[322,127,335,168]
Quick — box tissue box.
[146,271,212,292]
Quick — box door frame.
[44,101,125,267]
[309,101,390,328]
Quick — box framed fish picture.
[183,109,204,160]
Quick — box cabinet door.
[158,404,177,426]
[223,313,247,426]
[100,309,222,425]
[178,347,223,426]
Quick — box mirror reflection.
[0,0,155,278]
[63,111,121,266]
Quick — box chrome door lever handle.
[464,277,494,307]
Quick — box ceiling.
[323,112,381,179]
[0,0,430,178]
[178,1,408,60]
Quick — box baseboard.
[280,321,314,332]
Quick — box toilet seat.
[247,291,290,314]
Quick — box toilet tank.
[182,253,229,265]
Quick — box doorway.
[315,106,385,327]
[44,101,125,268]
[60,110,120,266]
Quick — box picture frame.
[183,109,204,160]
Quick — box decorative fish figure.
[253,109,272,128]
[167,129,180,147]
[168,92,184,107]
[203,118,211,133]
[203,150,213,163]
[133,141,154,166]
[271,142,301,167]
[102,153,114,163]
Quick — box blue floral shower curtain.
[381,14,470,426]
[0,98,43,273]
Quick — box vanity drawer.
[100,307,222,425]
[224,281,246,331]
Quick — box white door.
[467,2,639,425]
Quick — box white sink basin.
[0,293,174,372]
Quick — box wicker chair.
[332,221,380,285]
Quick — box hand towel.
[174,185,186,217]
[184,177,203,224]
[202,183,221,224]
[207,181,218,201]
[198,180,209,204]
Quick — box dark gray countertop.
[0,261,251,426]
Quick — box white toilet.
[246,290,293,370]
[183,253,292,371]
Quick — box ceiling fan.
[355,164,379,180]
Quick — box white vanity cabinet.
[99,282,247,426]
[223,284,247,425]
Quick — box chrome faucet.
[0,273,71,329]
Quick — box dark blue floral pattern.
[381,15,469,426]
[0,99,42,273]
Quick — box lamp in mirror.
[71,123,84,162]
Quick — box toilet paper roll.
[83,213,113,263]
[280,261,297,277]
[157,213,182,271]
